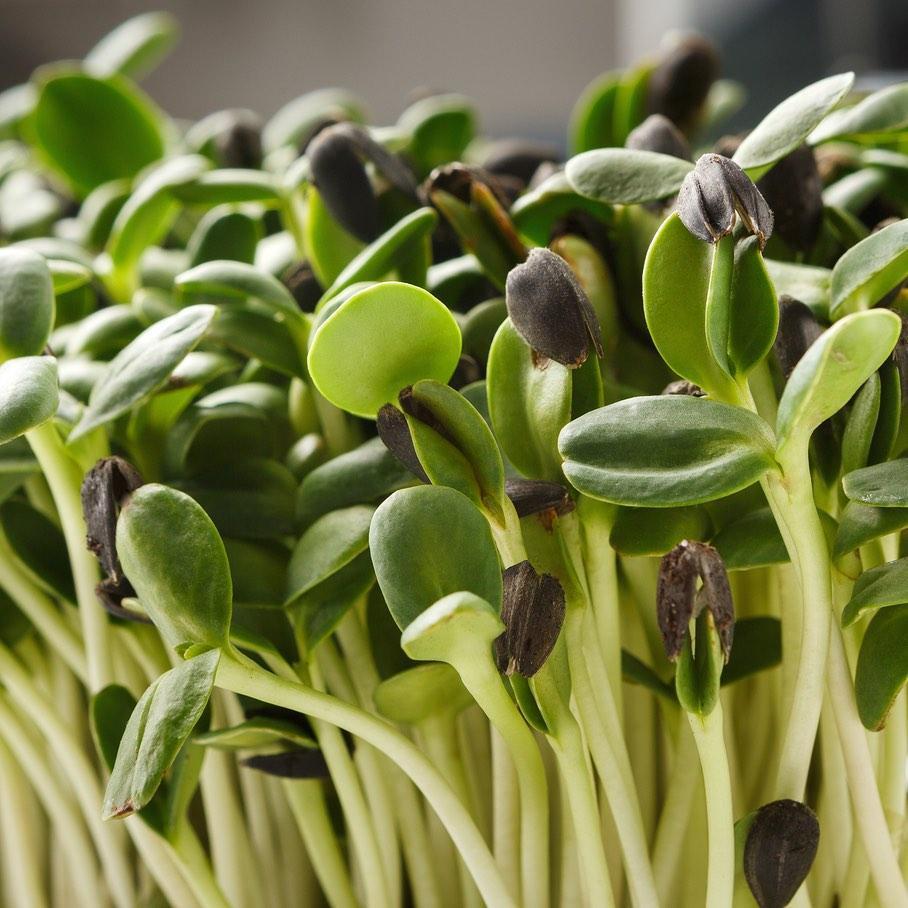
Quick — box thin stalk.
[283,780,359,908]
[827,622,908,906]
[334,616,444,908]
[456,656,550,908]
[0,639,135,908]
[0,693,100,908]
[215,653,516,908]
[0,737,49,908]
[565,606,660,908]
[652,719,700,903]
[168,820,232,908]
[687,704,735,908]
[309,654,394,908]
[491,729,521,899]
[25,421,112,691]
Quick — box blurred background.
[0,0,905,144]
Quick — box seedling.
[0,12,905,908]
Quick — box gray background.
[0,0,905,145]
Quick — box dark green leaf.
[0,357,58,444]
[0,248,54,359]
[843,459,908,507]
[565,148,693,204]
[855,604,908,730]
[843,557,908,627]
[559,396,776,507]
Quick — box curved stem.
[215,653,516,908]
[688,704,735,908]
[827,622,908,907]
[0,693,100,908]
[283,779,359,908]
[26,421,111,691]
[566,608,660,908]
[0,531,86,681]
[0,736,49,908]
[0,640,135,908]
[456,657,550,908]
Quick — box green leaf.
[854,605,908,730]
[286,506,373,603]
[397,94,476,176]
[84,12,180,80]
[713,236,779,378]
[0,357,58,444]
[208,308,304,378]
[106,155,211,278]
[723,616,782,685]
[224,539,288,609]
[843,558,908,627]
[810,84,908,144]
[318,207,438,307]
[764,259,831,317]
[170,169,280,205]
[33,71,165,195]
[175,259,302,323]
[48,259,93,296]
[92,685,139,773]
[843,459,908,507]
[610,505,711,557]
[176,459,296,540]
[195,717,315,751]
[841,375,881,476]
[103,649,219,819]
[296,437,412,528]
[404,379,506,517]
[675,610,724,716]
[308,282,461,419]
[486,319,571,482]
[370,485,502,630]
[187,208,260,267]
[70,305,217,441]
[0,248,54,360]
[642,212,737,397]
[569,71,620,153]
[834,502,908,558]
[374,663,472,724]
[829,219,908,319]
[117,484,232,650]
[775,310,901,454]
[621,651,676,702]
[711,507,788,570]
[559,396,777,507]
[0,499,74,603]
[302,185,364,288]
[565,148,693,204]
[262,88,365,154]
[732,73,854,173]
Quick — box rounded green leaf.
[286,505,373,603]
[0,357,58,444]
[854,604,908,730]
[117,483,232,650]
[207,308,304,378]
[0,247,54,360]
[262,87,365,154]
[569,71,620,154]
[33,71,165,194]
[486,319,571,482]
[830,218,908,319]
[187,208,260,267]
[374,663,472,724]
[370,485,502,630]
[302,185,364,288]
[810,84,908,144]
[642,212,737,397]
[398,94,476,176]
[775,310,901,454]
[842,459,908,507]
[308,282,461,419]
[170,169,280,205]
[559,396,777,507]
[195,717,315,752]
[84,12,180,80]
[841,375,881,476]
[732,73,854,172]
[764,259,831,317]
[565,148,693,204]
[843,558,908,627]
